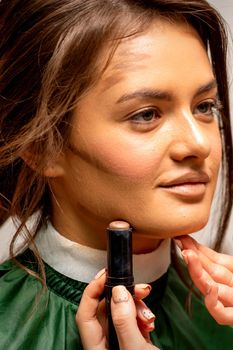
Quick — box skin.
[48,19,221,253]
[76,271,159,349]
[178,236,233,326]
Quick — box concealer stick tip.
[109,221,130,230]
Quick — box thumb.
[111,286,158,350]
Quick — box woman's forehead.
[96,20,212,95]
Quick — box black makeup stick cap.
[105,221,134,350]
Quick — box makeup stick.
[105,220,134,350]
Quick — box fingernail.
[147,321,155,329]
[141,308,156,321]
[138,299,156,321]
[112,286,129,303]
[181,250,188,264]
[136,284,152,292]
[144,320,155,332]
[174,239,183,250]
[94,268,106,279]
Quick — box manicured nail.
[94,268,106,279]
[144,320,155,332]
[147,321,155,329]
[137,299,156,321]
[181,250,188,264]
[136,284,152,292]
[141,308,156,321]
[174,239,183,250]
[112,286,129,303]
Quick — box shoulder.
[0,249,85,349]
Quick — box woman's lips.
[159,172,210,200]
[160,182,207,199]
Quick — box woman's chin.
[131,218,209,240]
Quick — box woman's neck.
[51,208,162,254]
[35,222,171,283]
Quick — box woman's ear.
[21,151,65,178]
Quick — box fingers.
[76,269,107,349]
[134,284,156,333]
[76,269,157,350]
[178,237,233,327]
[178,236,233,286]
[217,284,233,307]
[132,283,156,334]
[198,247,233,273]
[77,268,106,320]
[111,286,159,350]
[178,236,233,289]
[182,249,212,295]
[134,284,152,300]
[205,282,233,326]
[178,236,199,252]
[188,248,233,287]
[135,299,156,333]
[204,280,219,310]
[182,248,233,307]
[179,236,233,273]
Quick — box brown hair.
[0,0,232,281]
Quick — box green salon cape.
[0,249,232,350]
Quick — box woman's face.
[51,20,221,252]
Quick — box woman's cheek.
[89,140,163,181]
[211,136,222,176]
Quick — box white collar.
[35,222,171,283]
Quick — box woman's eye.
[194,100,222,118]
[129,108,161,123]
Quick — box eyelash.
[128,99,222,126]
[194,99,222,119]
[129,108,161,124]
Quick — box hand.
[177,235,233,325]
[76,269,160,349]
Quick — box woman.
[0,0,233,349]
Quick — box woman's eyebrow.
[193,79,217,98]
[116,79,217,104]
[116,88,172,104]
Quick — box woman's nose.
[169,110,211,163]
